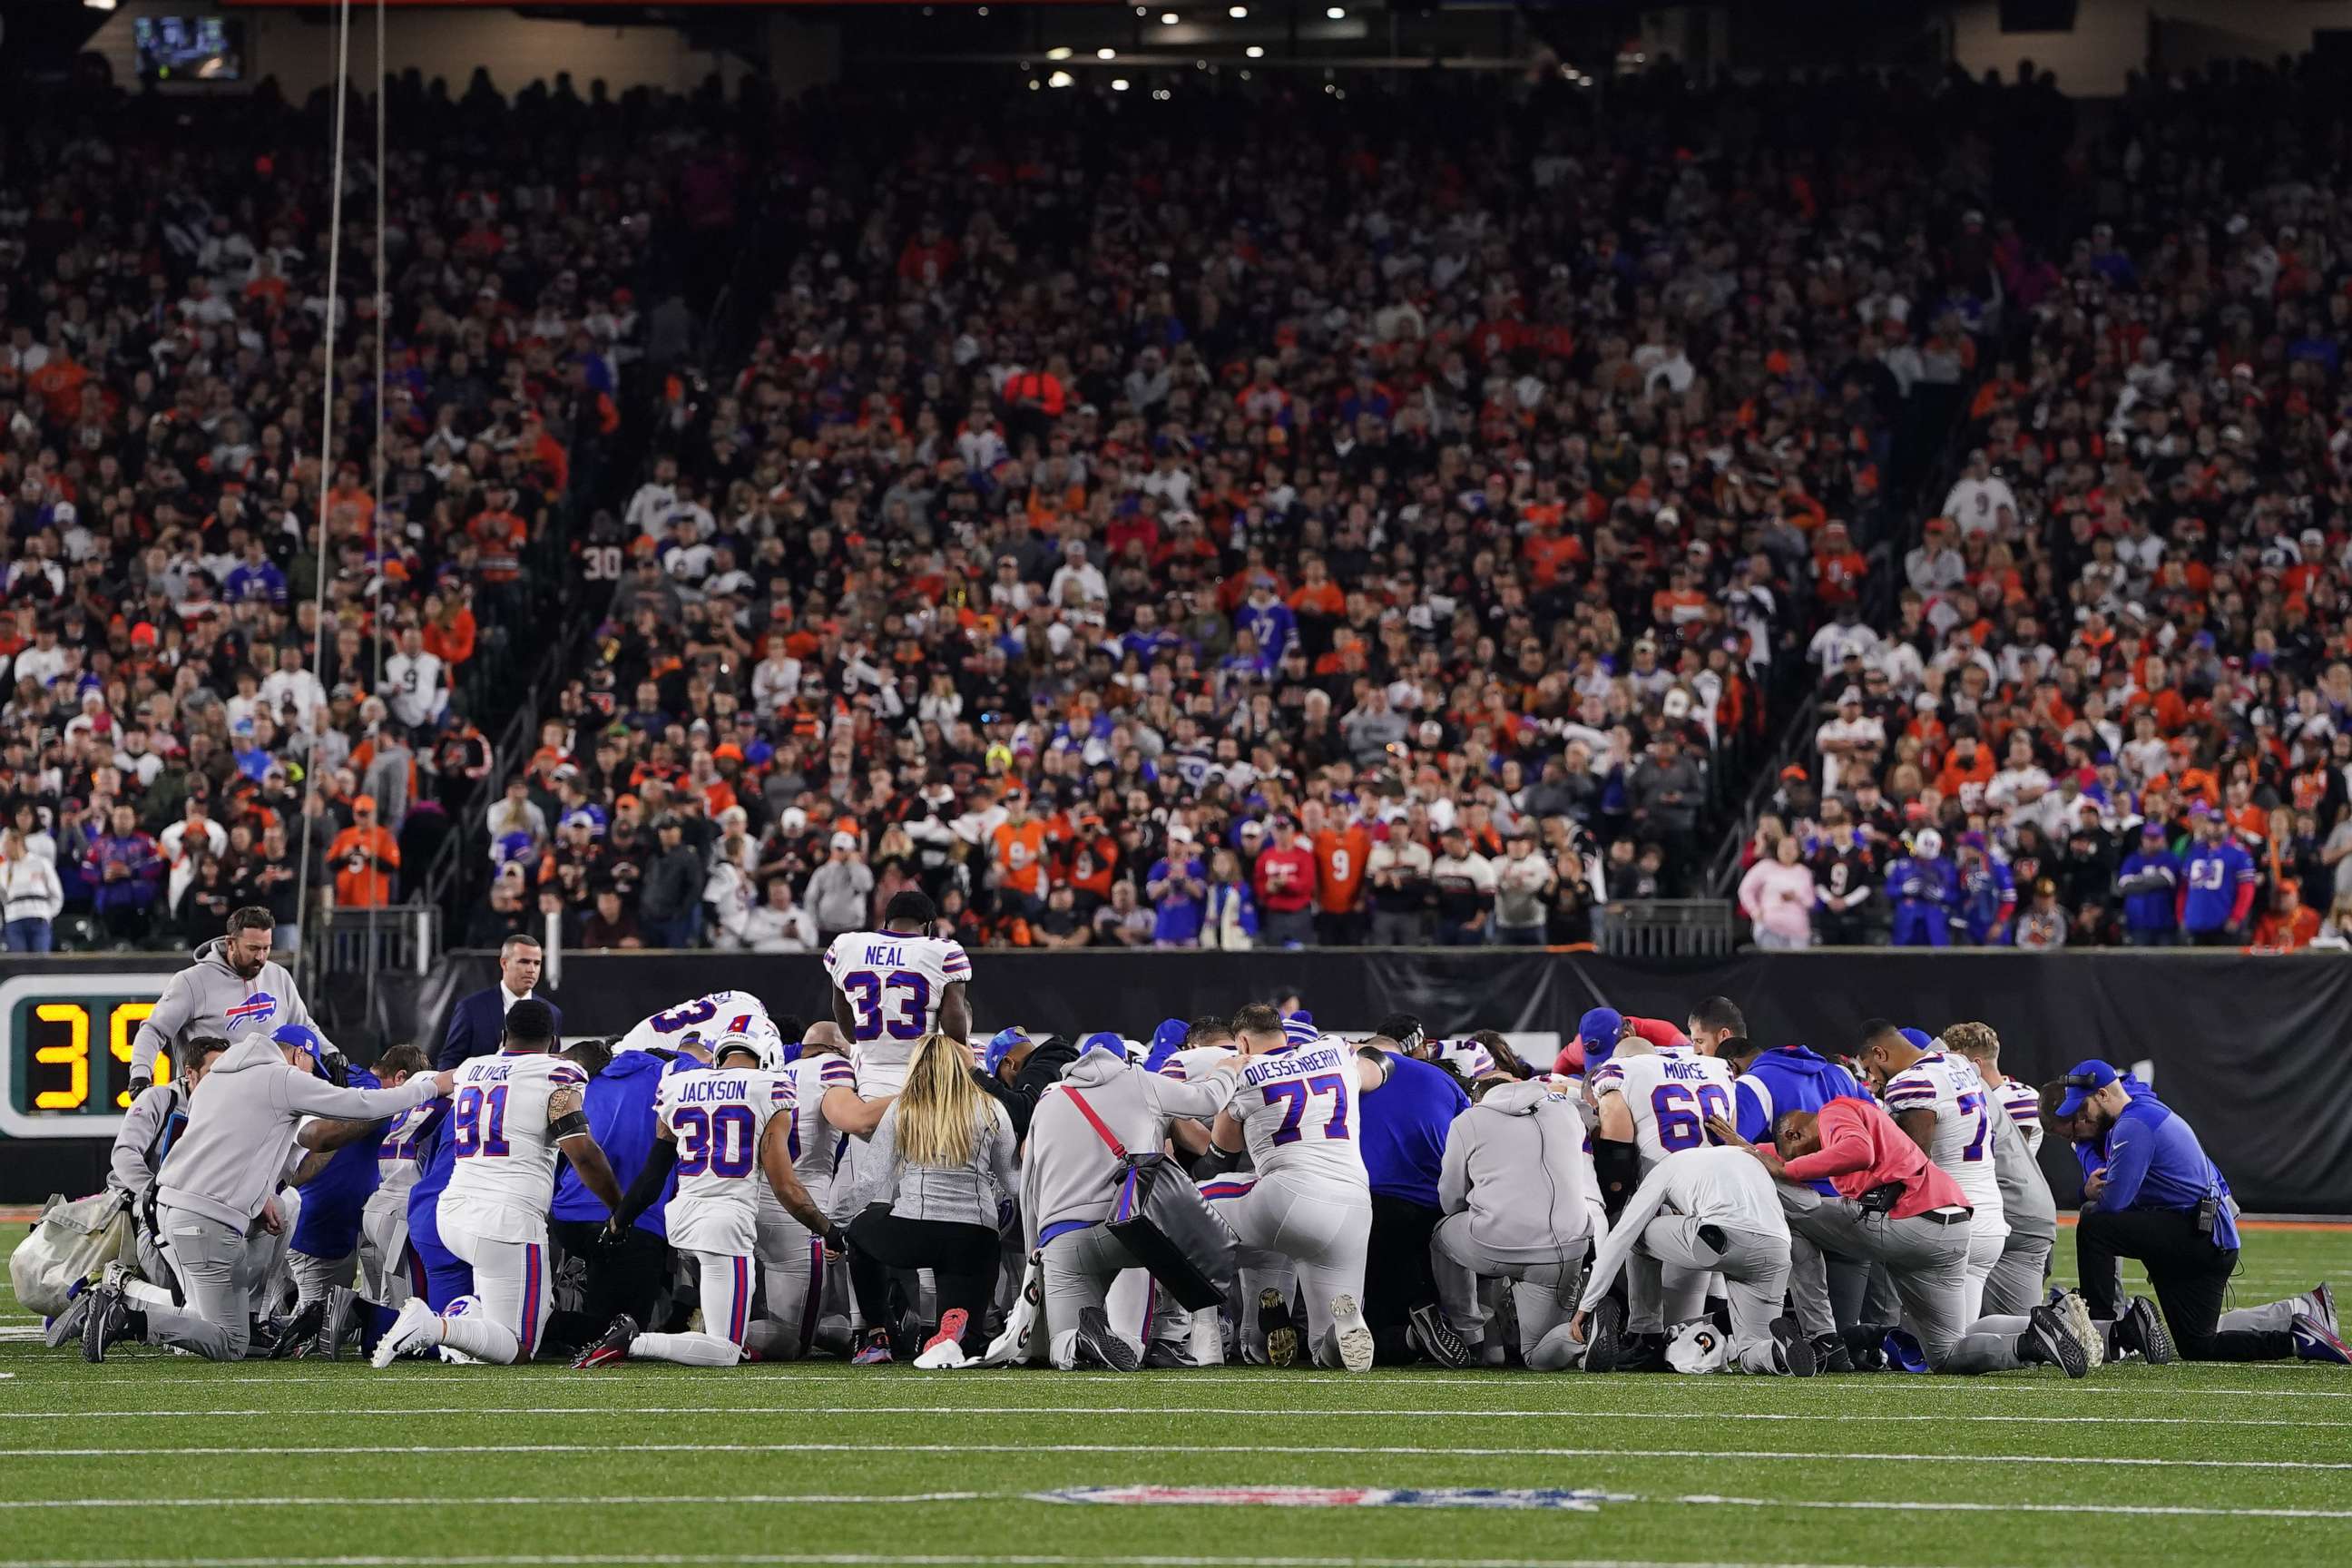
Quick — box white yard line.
[0,1555,1929,1568]
[0,1404,2343,1430]
[0,1440,2341,1473]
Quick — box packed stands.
[1761,59,2352,951]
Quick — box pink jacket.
[1738,858,1818,941]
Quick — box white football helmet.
[1665,1319,1730,1374]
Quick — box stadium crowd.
[1749,62,2352,952]
[0,69,691,952]
[478,66,2052,954]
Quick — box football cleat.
[2308,1283,2339,1339]
[1073,1307,1141,1372]
[572,1314,638,1369]
[1582,1296,1625,1375]
[81,1279,135,1364]
[1811,1332,1855,1374]
[313,1287,360,1361]
[1328,1293,1375,1373]
[270,1298,328,1360]
[2024,1303,2090,1378]
[371,1298,439,1369]
[1408,1301,1472,1368]
[915,1308,971,1370]
[2292,1313,2352,1366]
[1259,1288,1298,1368]
[44,1279,93,1350]
[850,1329,894,1366]
[2120,1297,2171,1366]
[1769,1316,1818,1377]
[1142,1339,1200,1369]
[2062,1291,2107,1371]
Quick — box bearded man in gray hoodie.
[130,906,327,1094]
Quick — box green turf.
[2,1223,2348,1568]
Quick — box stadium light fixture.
[1229,5,1248,16]
[1246,45,1264,58]
[1098,47,1117,59]
[1048,70,1074,88]
[1112,78,1131,91]
[1046,45,1073,60]
[84,0,119,11]
[1161,11,1181,23]
[1327,5,1345,16]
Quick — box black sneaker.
[82,1280,134,1363]
[2122,1297,2174,1365]
[1583,1297,1625,1374]
[2024,1303,2090,1378]
[1141,1339,1198,1368]
[1615,1329,1672,1373]
[270,1298,328,1360]
[1259,1288,1298,1368]
[1408,1302,1473,1368]
[572,1313,638,1369]
[1074,1307,1140,1371]
[1810,1332,1855,1374]
[1769,1316,1818,1377]
[44,1280,95,1350]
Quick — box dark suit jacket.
[437,987,563,1071]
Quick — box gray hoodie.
[152,1037,439,1230]
[1020,1049,1240,1251]
[131,937,325,1080]
[107,1081,190,1201]
[1989,1097,2058,1241]
[1437,1079,1596,1264]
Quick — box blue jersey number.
[841,970,932,1043]
[1651,1083,1731,1152]
[652,997,720,1034]
[1958,1092,1989,1161]
[1266,1073,1350,1145]
[674,1102,759,1179]
[451,1084,511,1159]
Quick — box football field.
[3,1224,2349,1568]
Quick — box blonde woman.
[845,1030,1017,1367]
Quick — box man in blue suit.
[436,935,559,1070]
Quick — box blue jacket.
[289,1065,382,1256]
[437,988,564,1072]
[1146,858,1207,945]
[2180,839,2257,934]
[2116,848,2180,933]
[551,1048,685,1236]
[1957,859,2015,945]
[1887,854,1959,912]
[2084,1090,2239,1250]
[1357,1053,1468,1209]
[1734,1046,1867,1195]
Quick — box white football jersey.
[613,990,771,1056]
[1592,1047,1737,1168]
[1229,1037,1368,1190]
[1159,1045,1239,1083]
[1987,1073,2043,1155]
[769,1051,856,1213]
[437,1051,588,1242]
[374,1099,441,1203]
[1881,1052,2006,1214]
[822,930,971,1096]
[657,1064,794,1256]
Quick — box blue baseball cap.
[983,1026,1030,1075]
[1578,1008,1625,1067]
[2053,1060,2119,1120]
[272,1023,328,1065]
[1078,1031,1125,1060]
[1898,1027,1936,1053]
[1142,1017,1188,1074]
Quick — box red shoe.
[923,1308,969,1356]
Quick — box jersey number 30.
[674,1102,758,1179]
[841,969,931,1043]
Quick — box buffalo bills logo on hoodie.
[224,993,279,1032]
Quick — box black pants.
[1315,909,1367,946]
[846,1205,998,1354]
[1364,1193,1442,1361]
[2076,1207,2293,1362]
[549,1219,672,1350]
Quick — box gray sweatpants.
[1042,1223,1141,1368]
[1636,1216,1790,1375]
[1777,1187,2029,1374]
[141,1204,279,1362]
[1431,1211,1583,1368]
[1980,1228,2055,1318]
